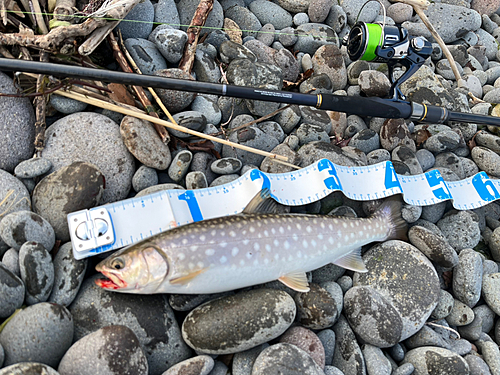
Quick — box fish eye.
[111,258,125,270]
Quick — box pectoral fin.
[170,268,207,285]
[333,247,368,272]
[243,188,281,214]
[278,271,310,292]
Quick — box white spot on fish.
[313,219,318,224]
[274,239,280,247]
[205,249,215,256]
[306,226,312,233]
[254,243,260,251]
[190,246,198,252]
[200,235,206,241]
[343,222,348,228]
[188,262,195,270]
[265,244,272,252]
[220,231,225,237]
[264,258,269,265]
[257,222,262,227]
[351,233,355,238]
[287,225,292,231]
[182,239,188,245]
[297,251,302,258]
[329,224,334,230]
[368,225,372,230]
[311,240,317,247]
[178,253,185,260]
[229,231,236,237]
[220,256,227,263]
[243,239,250,245]
[359,231,363,236]
[320,222,325,229]
[250,227,255,233]
[284,241,290,250]
[337,230,342,237]
[220,242,227,248]
[333,219,338,224]
[302,240,308,248]
[296,223,302,230]
[376,222,380,228]
[211,230,216,236]
[344,235,349,242]
[279,227,285,234]
[246,252,253,259]
[292,233,299,241]
[197,262,204,268]
[275,253,280,260]
[271,228,276,235]
[350,222,354,228]
[253,259,259,266]
[329,237,334,244]
[240,260,245,266]
[264,230,269,237]
[232,247,239,256]
[318,233,324,240]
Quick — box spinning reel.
[343,5,433,101]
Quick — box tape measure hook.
[68,208,114,253]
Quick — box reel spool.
[342,0,433,101]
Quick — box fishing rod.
[0,21,499,126]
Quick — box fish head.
[95,242,169,293]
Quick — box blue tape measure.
[67,159,500,259]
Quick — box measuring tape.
[67,159,500,259]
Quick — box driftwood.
[54,0,76,21]
[178,0,214,73]
[0,0,139,52]
[108,32,170,143]
[34,51,49,154]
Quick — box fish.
[95,189,407,294]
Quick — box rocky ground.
[2,0,500,374]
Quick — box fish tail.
[372,197,408,241]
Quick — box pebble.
[472,146,500,177]
[181,288,295,354]
[42,112,134,204]
[211,157,242,174]
[249,0,293,29]
[0,210,55,251]
[402,346,469,374]
[0,363,59,374]
[32,161,105,242]
[48,242,87,307]
[294,24,337,55]
[149,27,187,64]
[168,150,193,183]
[431,289,455,320]
[210,174,240,186]
[0,169,32,229]
[154,0,180,28]
[224,6,261,37]
[132,165,159,192]
[185,171,208,190]
[332,315,365,374]
[446,299,475,326]
[18,241,54,305]
[317,329,335,366]
[161,355,214,375]
[279,326,325,368]
[453,249,483,307]
[465,354,493,375]
[437,211,481,252]
[0,302,73,368]
[474,304,496,333]
[178,0,224,36]
[0,262,24,318]
[252,343,324,375]
[170,111,207,139]
[2,248,19,277]
[194,50,222,83]
[476,339,500,375]
[458,314,483,341]
[191,95,222,125]
[123,38,168,75]
[0,72,35,173]
[154,69,197,113]
[232,344,268,375]
[349,129,380,154]
[482,273,500,315]
[14,157,52,179]
[405,325,451,350]
[363,344,393,375]
[379,119,415,152]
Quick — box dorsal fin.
[243,188,281,214]
[333,247,368,273]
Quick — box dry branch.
[54,0,76,21]
[178,0,214,73]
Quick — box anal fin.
[278,271,310,292]
[243,188,281,214]
[333,247,368,273]
[170,268,207,285]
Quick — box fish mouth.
[95,270,127,290]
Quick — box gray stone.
[194,49,222,83]
[69,275,191,375]
[431,289,454,320]
[349,129,380,154]
[392,146,423,175]
[343,0,380,24]
[407,225,458,268]
[453,249,483,307]
[401,204,421,223]
[42,113,134,204]
[132,165,158,192]
[475,130,500,154]
[135,183,184,197]
[332,314,365,374]
[311,44,346,91]
[59,325,148,375]
[149,27,187,64]
[393,363,415,375]
[256,121,285,143]
[192,96,221,126]
[117,0,154,39]
[154,69,196,113]
[367,149,391,165]
[222,126,279,166]
[446,299,475,326]
[482,273,500,315]
[405,325,451,350]
[296,123,330,145]
[472,146,500,177]
[49,94,87,114]
[437,211,481,252]
[0,302,73,368]
[279,326,325,368]
[170,111,207,139]
[32,162,105,242]
[416,149,435,171]
[278,26,298,47]
[474,304,496,333]
[19,241,54,305]
[297,142,365,168]
[308,0,332,23]
[294,23,337,55]
[294,283,338,330]
[154,0,180,28]
[252,343,324,374]
[358,70,391,97]
[225,6,261,37]
[181,288,295,354]
[475,339,500,375]
[14,157,52,179]
[449,338,472,356]
[402,346,469,374]
[48,242,87,307]
[185,171,208,190]
[461,157,479,178]
[363,344,392,375]
[380,119,415,152]
[249,0,293,29]
[324,4,346,33]
[2,248,19,277]
[162,355,214,375]
[465,354,493,375]
[210,361,228,375]
[458,314,483,341]
[0,363,59,374]
[124,38,167,75]
[434,152,465,179]
[0,262,24,318]
[0,71,35,172]
[232,344,268,375]
[337,275,352,293]
[168,150,193,183]
[211,157,242,175]
[177,0,223,36]
[0,210,55,252]
[317,329,335,366]
[352,240,440,342]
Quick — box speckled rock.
[0,302,73,368]
[32,162,105,242]
[211,157,242,175]
[168,150,193,182]
[0,71,36,173]
[14,157,52,179]
[446,299,475,326]
[185,171,208,190]
[222,127,280,166]
[48,242,87,307]
[132,165,159,192]
[2,248,20,277]
[294,283,338,330]
[248,0,293,29]
[123,38,168,75]
[380,119,415,152]
[149,27,187,64]
[279,326,325,368]
[69,275,191,375]
[311,44,346,91]
[431,289,454,320]
[58,325,148,375]
[0,170,31,229]
[42,112,134,204]
[351,240,440,343]
[0,210,55,252]
[120,116,172,170]
[332,314,365,374]
[154,69,197,113]
[161,355,214,375]
[177,0,223,36]
[232,344,268,375]
[0,363,60,375]
[407,226,458,268]
[472,146,500,177]
[482,273,500,315]
[453,249,483,308]
[182,288,295,354]
[251,343,324,375]
[402,347,470,375]
[437,211,481,252]
[0,262,24,318]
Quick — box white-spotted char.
[95,190,407,294]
